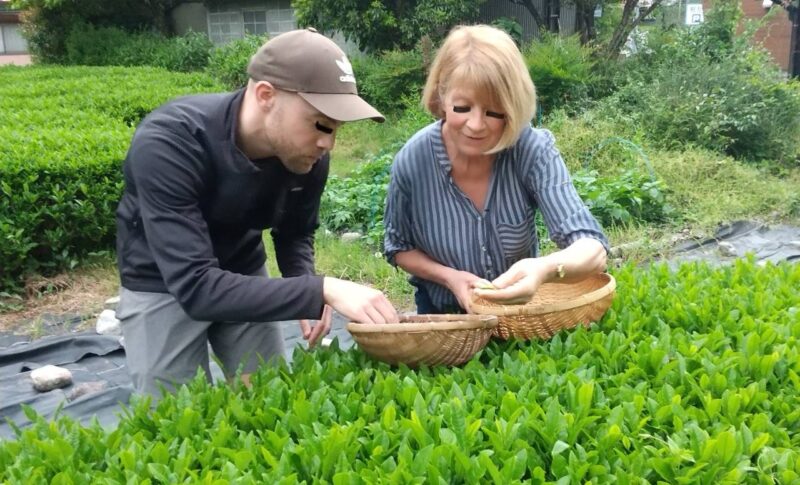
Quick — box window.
[243,10,268,36]
[208,11,243,44]
[207,5,297,44]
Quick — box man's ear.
[252,80,278,110]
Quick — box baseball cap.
[247,28,384,123]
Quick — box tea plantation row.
[2,259,798,483]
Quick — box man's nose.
[317,132,335,151]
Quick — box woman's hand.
[472,238,608,303]
[472,258,548,303]
[445,269,483,312]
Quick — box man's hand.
[472,258,547,303]
[299,304,332,348]
[323,277,399,324]
[445,269,483,312]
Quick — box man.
[115,28,398,396]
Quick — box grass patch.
[264,231,414,312]
[329,105,433,177]
[548,111,800,239]
[0,258,118,332]
[653,149,800,227]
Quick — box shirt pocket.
[496,215,535,265]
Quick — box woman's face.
[441,86,506,158]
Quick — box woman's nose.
[466,111,486,131]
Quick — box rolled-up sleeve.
[524,129,610,252]
[383,153,416,265]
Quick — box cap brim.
[298,92,385,123]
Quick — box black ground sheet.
[0,314,353,439]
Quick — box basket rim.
[346,314,497,333]
[470,273,616,316]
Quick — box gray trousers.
[117,267,285,397]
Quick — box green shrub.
[64,24,212,72]
[0,66,221,292]
[600,0,800,165]
[573,168,675,227]
[2,259,800,482]
[525,33,596,116]
[17,0,183,64]
[603,55,800,164]
[351,48,427,115]
[20,6,81,64]
[321,148,397,246]
[64,22,129,65]
[206,35,267,90]
[491,17,524,47]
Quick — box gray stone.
[67,381,108,401]
[30,365,73,392]
[717,241,737,257]
[609,241,642,258]
[103,295,120,311]
[96,309,121,336]
[340,232,362,243]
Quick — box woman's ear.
[431,97,444,119]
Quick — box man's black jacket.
[116,89,326,322]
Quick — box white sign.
[686,4,704,25]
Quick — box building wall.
[702,0,792,71]
[745,0,792,71]
[172,2,208,36]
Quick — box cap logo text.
[335,56,356,84]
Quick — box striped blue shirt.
[384,120,609,311]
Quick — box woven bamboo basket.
[470,273,616,340]
[346,314,497,367]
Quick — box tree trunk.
[574,2,597,44]
[512,0,550,33]
[602,0,663,59]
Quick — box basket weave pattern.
[346,314,497,367]
[471,273,616,340]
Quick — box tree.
[601,0,664,58]
[292,0,486,52]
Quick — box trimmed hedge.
[1,259,799,482]
[0,66,222,291]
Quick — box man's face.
[264,91,342,174]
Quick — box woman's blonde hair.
[422,25,536,153]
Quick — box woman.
[384,25,608,314]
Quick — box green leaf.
[552,440,569,456]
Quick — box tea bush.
[2,259,799,482]
[0,66,221,292]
